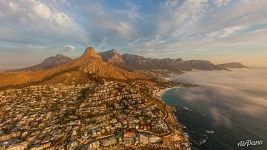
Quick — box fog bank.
[172,69,267,126]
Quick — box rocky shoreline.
[155,87,191,150]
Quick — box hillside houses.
[0,81,187,149]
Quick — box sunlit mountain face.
[0,0,266,150]
[0,0,267,69]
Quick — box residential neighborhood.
[0,81,189,149]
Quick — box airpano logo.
[237,139,263,148]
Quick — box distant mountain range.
[0,47,248,90]
[8,48,247,72]
[98,49,247,71]
[0,47,147,90]
[216,62,248,69]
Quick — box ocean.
[161,69,267,150]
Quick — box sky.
[0,0,267,69]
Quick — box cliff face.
[99,50,222,72]
[99,49,125,64]
[121,54,184,71]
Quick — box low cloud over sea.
[162,68,267,150]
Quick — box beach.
[155,87,172,98]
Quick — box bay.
[161,69,267,150]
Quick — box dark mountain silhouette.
[217,62,248,69]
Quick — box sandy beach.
[155,86,183,98]
[155,87,172,98]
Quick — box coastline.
[155,87,173,98]
[155,87,191,150]
[155,69,267,150]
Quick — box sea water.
[161,69,267,150]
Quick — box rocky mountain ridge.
[0,48,248,90]
[99,50,228,72]
[0,47,147,90]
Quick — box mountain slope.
[0,47,148,90]
[12,54,72,71]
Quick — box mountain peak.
[99,49,124,64]
[55,54,65,57]
[84,47,96,54]
[101,49,120,55]
[82,47,101,59]
[0,46,147,90]
[110,49,118,53]
[9,54,72,72]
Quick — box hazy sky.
[0,0,267,69]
